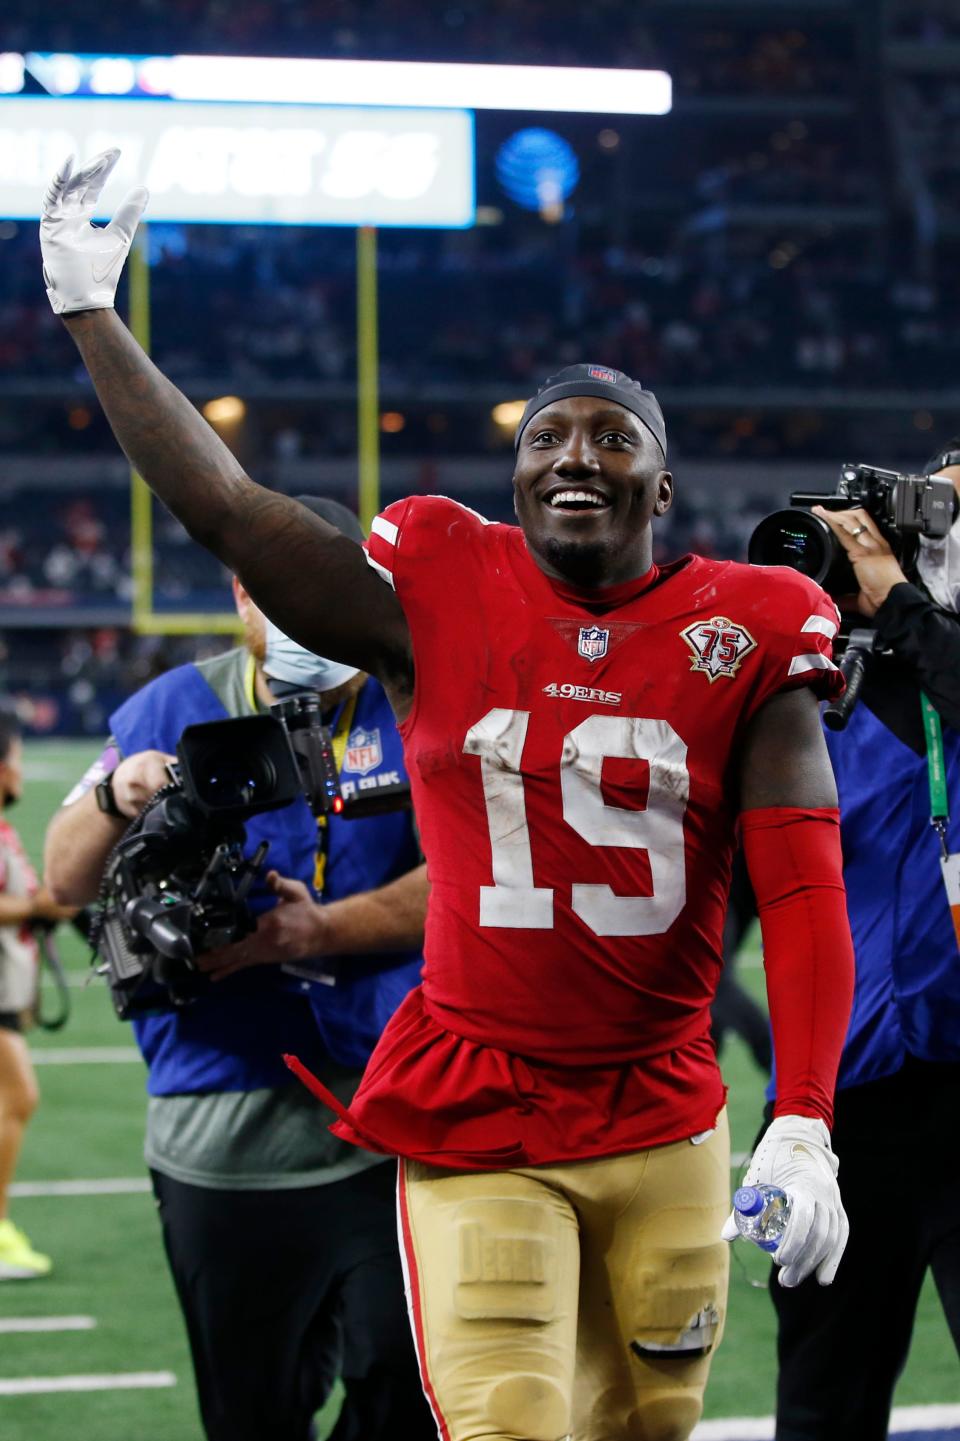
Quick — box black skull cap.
[514,364,667,459]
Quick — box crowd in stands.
[4,0,658,66]
[3,1,863,88]
[0,488,231,615]
[677,24,855,97]
[891,72,960,234]
[1,623,229,735]
[4,220,957,397]
[890,0,960,42]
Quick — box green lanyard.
[922,692,950,860]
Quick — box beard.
[241,610,266,662]
[540,535,616,588]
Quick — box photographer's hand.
[45,746,176,906]
[812,505,908,616]
[112,751,177,819]
[197,873,327,980]
[197,862,429,980]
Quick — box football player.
[41,151,855,1441]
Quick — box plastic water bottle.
[733,1184,791,1253]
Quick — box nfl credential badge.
[578,625,609,662]
[681,615,757,682]
[344,726,382,776]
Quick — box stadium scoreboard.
[1,95,474,229]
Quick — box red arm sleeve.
[740,806,855,1128]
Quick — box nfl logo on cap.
[587,366,618,383]
[578,625,609,662]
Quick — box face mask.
[918,495,960,614]
[262,617,359,694]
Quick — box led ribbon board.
[0,95,474,226]
[10,52,672,117]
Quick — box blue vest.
[110,660,422,1094]
[769,699,960,1103]
[307,676,423,1065]
[825,702,960,1088]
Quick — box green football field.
[0,739,955,1439]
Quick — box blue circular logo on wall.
[495,128,579,212]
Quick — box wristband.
[95,771,124,819]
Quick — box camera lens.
[193,752,277,809]
[747,509,834,583]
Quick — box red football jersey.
[328,497,842,1167]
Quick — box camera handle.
[822,627,882,731]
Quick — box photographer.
[766,447,960,1440]
[43,500,434,1441]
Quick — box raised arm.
[41,151,413,706]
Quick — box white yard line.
[0,1372,176,1396]
[10,1178,150,1198]
[22,763,85,782]
[692,1423,774,1440]
[889,1407,960,1431]
[29,1048,142,1065]
[692,1406,960,1439]
[0,1317,96,1334]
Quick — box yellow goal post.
[127,224,380,636]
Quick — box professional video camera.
[91,696,409,1020]
[747,462,957,599]
[748,461,958,731]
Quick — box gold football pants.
[398,1109,730,1441]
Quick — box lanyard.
[922,692,950,860]
[244,654,259,712]
[313,692,358,895]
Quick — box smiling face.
[512,395,673,587]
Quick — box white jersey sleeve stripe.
[788,652,838,677]
[364,551,396,590]
[800,613,839,639]
[370,515,399,546]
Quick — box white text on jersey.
[542,682,622,706]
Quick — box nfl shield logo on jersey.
[344,726,382,776]
[680,616,757,683]
[578,625,610,662]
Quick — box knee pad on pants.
[485,1373,571,1441]
[621,1389,703,1441]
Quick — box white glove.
[721,1114,848,1288]
[40,149,148,315]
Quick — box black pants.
[151,1161,436,1441]
[770,1058,960,1441]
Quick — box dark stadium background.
[1,3,958,1437]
